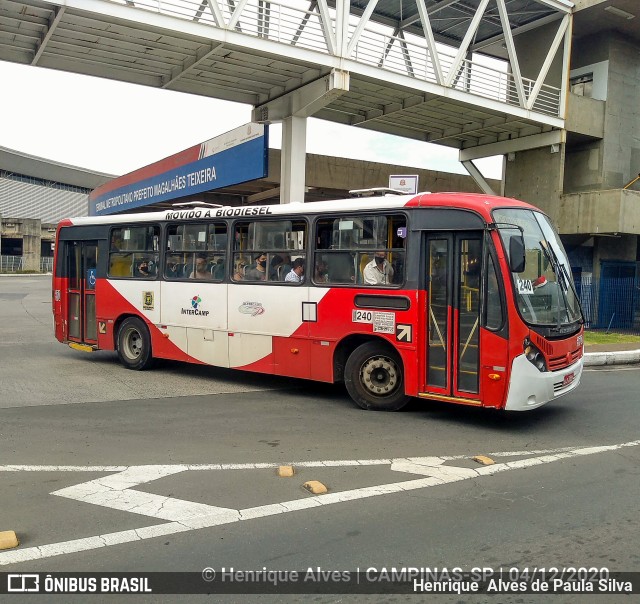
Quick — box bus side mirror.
[509,235,526,273]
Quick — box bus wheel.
[117,317,153,370]
[344,342,409,411]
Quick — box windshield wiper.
[538,239,571,329]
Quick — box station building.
[0,146,112,272]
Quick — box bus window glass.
[494,208,581,326]
[314,214,406,286]
[165,222,227,280]
[233,219,307,283]
[68,242,81,290]
[109,226,159,279]
[484,254,504,330]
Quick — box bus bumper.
[504,354,584,411]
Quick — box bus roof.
[62,192,537,227]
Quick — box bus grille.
[548,347,583,372]
[531,333,553,356]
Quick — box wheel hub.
[125,329,142,359]
[361,356,398,396]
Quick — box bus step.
[68,342,96,353]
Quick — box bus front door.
[424,233,482,404]
[65,241,98,346]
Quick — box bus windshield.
[493,208,582,329]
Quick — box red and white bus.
[53,192,584,411]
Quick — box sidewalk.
[584,342,640,367]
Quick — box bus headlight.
[524,340,547,373]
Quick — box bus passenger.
[166,256,181,278]
[244,253,267,281]
[284,258,305,283]
[314,260,329,283]
[270,254,291,280]
[363,251,394,285]
[190,254,211,279]
[136,259,153,278]
[233,258,247,281]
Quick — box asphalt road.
[1,276,639,603]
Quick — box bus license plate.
[563,372,575,386]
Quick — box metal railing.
[40,257,54,273]
[109,0,561,117]
[576,277,640,335]
[0,255,24,272]
[0,256,53,273]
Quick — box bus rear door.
[65,240,98,347]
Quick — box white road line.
[0,449,578,473]
[1,441,638,566]
[585,366,640,372]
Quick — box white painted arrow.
[1,441,638,565]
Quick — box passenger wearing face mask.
[363,251,394,285]
[244,252,268,281]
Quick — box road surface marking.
[1,441,638,565]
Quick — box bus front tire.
[344,342,409,411]
[117,317,154,370]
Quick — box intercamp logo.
[181,295,209,316]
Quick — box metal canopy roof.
[0,145,114,190]
[0,0,572,152]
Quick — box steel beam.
[32,6,65,66]
[459,130,565,161]
[252,69,349,122]
[461,160,497,196]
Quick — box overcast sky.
[0,60,501,180]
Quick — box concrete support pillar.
[280,116,307,204]
[19,218,42,272]
[253,69,349,205]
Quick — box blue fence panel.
[575,277,640,334]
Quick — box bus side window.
[233,219,306,283]
[109,226,159,279]
[325,252,356,284]
[165,222,226,281]
[313,215,406,286]
[109,253,133,277]
[485,254,504,330]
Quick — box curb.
[584,350,640,367]
[0,273,52,277]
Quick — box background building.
[0,144,497,271]
[502,0,640,329]
[0,146,112,271]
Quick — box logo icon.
[239,302,265,316]
[181,295,209,317]
[143,291,154,310]
[8,574,40,592]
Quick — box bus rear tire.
[117,317,153,370]
[344,342,409,411]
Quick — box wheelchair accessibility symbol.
[86,269,97,289]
